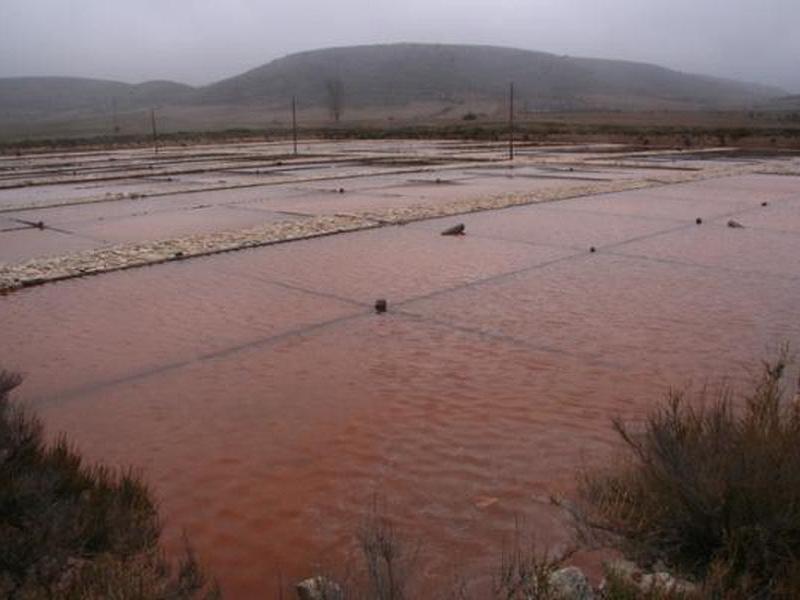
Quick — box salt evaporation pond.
[2,143,799,596]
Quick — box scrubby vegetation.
[577,352,800,598]
[0,370,218,599]
[355,502,419,600]
[4,117,800,154]
[491,526,576,600]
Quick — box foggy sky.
[1,0,798,93]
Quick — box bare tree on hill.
[325,78,345,123]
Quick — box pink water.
[1,173,799,597]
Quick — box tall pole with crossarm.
[508,82,515,161]
[292,96,298,156]
[151,108,159,155]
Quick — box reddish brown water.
[2,172,799,597]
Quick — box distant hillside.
[198,44,783,111]
[0,44,786,130]
[0,77,194,119]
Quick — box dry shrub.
[578,352,800,598]
[356,498,419,600]
[0,370,218,599]
[492,521,575,600]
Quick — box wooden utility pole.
[508,82,515,161]
[150,108,159,155]
[292,96,298,156]
[111,98,119,134]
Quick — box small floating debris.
[338,187,345,194]
[589,246,596,253]
[727,219,745,229]
[696,217,703,225]
[761,201,769,207]
[374,299,387,313]
[35,221,44,230]
[473,495,499,510]
[441,223,465,236]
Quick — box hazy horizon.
[1,0,798,93]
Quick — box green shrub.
[578,353,800,598]
[0,371,218,599]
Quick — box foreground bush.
[0,371,218,599]
[579,354,800,598]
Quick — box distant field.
[2,106,800,151]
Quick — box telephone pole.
[111,98,119,134]
[508,82,515,161]
[150,108,159,155]
[292,96,298,156]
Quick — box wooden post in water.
[508,82,515,161]
[292,96,298,156]
[150,108,159,155]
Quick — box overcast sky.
[1,0,797,92]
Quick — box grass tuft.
[356,498,419,600]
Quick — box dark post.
[111,97,119,134]
[150,108,159,155]
[509,82,515,161]
[292,96,298,156]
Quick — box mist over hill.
[0,43,786,128]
